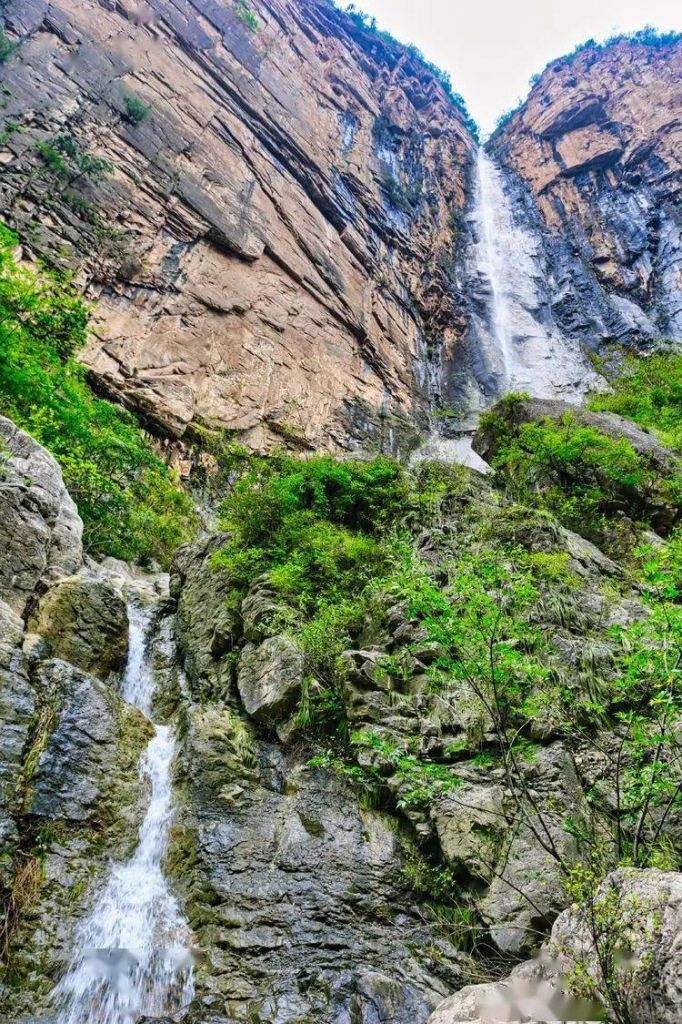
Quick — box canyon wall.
[490,35,682,347]
[0,0,474,454]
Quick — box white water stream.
[53,601,194,1024]
[471,147,593,401]
[414,149,597,472]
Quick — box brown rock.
[0,0,475,454]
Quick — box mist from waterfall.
[53,601,194,1024]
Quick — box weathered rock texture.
[27,572,129,679]
[0,421,150,1018]
[491,37,682,345]
[429,868,682,1024]
[0,0,475,454]
[0,416,82,616]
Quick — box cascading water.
[53,599,194,1024]
[412,147,598,471]
[469,147,593,402]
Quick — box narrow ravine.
[53,600,194,1024]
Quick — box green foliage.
[0,223,197,565]
[123,93,151,125]
[233,0,259,31]
[486,411,676,546]
[38,134,114,184]
[353,730,463,808]
[215,453,409,724]
[560,857,659,1024]
[0,29,16,65]
[589,351,682,451]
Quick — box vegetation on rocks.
[206,353,682,1016]
[0,224,197,566]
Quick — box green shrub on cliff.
[589,351,682,451]
[0,224,196,566]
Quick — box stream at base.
[53,600,194,1024]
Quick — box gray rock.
[241,576,283,642]
[28,659,151,827]
[551,868,682,1024]
[27,572,129,679]
[479,744,587,954]
[170,714,470,1024]
[430,868,682,1024]
[0,601,33,885]
[433,785,508,882]
[0,416,82,615]
[172,535,240,701]
[237,636,305,725]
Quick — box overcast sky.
[347,0,682,136]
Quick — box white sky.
[347,0,682,136]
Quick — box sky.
[346,0,682,136]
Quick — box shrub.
[0,30,16,65]
[233,0,259,32]
[589,350,682,451]
[0,223,197,566]
[123,93,151,125]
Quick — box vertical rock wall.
[490,36,682,347]
[0,0,475,454]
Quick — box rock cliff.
[490,34,682,346]
[0,0,474,454]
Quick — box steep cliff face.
[0,0,474,454]
[490,35,682,346]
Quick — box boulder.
[0,416,82,615]
[429,868,682,1024]
[551,868,682,1024]
[237,636,305,725]
[27,572,129,679]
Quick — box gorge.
[0,3,681,1024]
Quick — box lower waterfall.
[53,600,194,1024]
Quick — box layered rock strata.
[490,36,682,346]
[0,0,474,453]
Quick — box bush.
[0,30,16,65]
[233,0,259,32]
[123,93,151,125]
[0,223,197,566]
[589,351,682,452]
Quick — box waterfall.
[469,148,593,402]
[53,600,194,1024]
[412,148,597,472]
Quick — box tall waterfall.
[53,601,194,1024]
[468,148,593,403]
